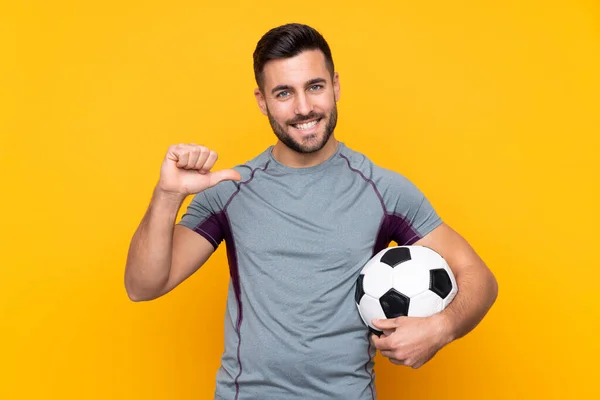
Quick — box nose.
[294,92,313,116]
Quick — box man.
[125,23,498,400]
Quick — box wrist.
[432,312,457,346]
[153,186,188,207]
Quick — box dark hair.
[253,23,335,91]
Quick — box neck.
[272,136,339,168]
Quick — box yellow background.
[1,0,599,399]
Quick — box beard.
[267,103,338,154]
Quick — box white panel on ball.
[407,290,444,317]
[358,294,387,329]
[360,249,386,275]
[410,246,447,268]
[391,263,431,298]
[362,263,393,298]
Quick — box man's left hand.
[370,315,452,369]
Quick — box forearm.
[125,187,187,301]
[437,264,498,344]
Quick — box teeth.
[295,120,318,130]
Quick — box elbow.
[124,275,161,302]
[126,288,146,302]
[125,286,159,302]
[124,281,145,302]
[487,268,499,306]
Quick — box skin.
[253,49,498,369]
[125,48,498,371]
[254,49,341,168]
[371,224,498,369]
[124,144,240,301]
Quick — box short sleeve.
[375,168,443,246]
[177,188,227,250]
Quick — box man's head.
[253,23,340,154]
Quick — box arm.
[124,143,241,302]
[371,222,498,368]
[124,187,215,302]
[415,222,498,341]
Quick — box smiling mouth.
[291,118,322,130]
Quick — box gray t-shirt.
[178,142,442,400]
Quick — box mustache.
[287,112,324,125]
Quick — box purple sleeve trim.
[339,154,421,253]
[193,214,223,249]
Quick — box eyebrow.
[271,78,328,95]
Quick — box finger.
[410,361,423,369]
[208,169,242,187]
[380,350,398,359]
[185,147,201,169]
[389,358,405,366]
[370,334,391,351]
[372,317,404,331]
[176,150,189,168]
[166,144,183,162]
[194,147,211,171]
[199,150,218,174]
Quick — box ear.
[333,72,341,102]
[254,88,268,116]
[333,72,340,103]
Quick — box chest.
[226,173,385,267]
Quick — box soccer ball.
[355,246,458,336]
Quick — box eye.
[276,90,290,98]
[309,84,324,91]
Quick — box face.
[255,50,341,154]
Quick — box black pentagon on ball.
[355,274,365,304]
[380,247,412,268]
[369,326,383,337]
[379,289,410,318]
[430,268,453,299]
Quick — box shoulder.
[338,143,417,192]
[234,147,272,181]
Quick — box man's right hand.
[158,143,242,196]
